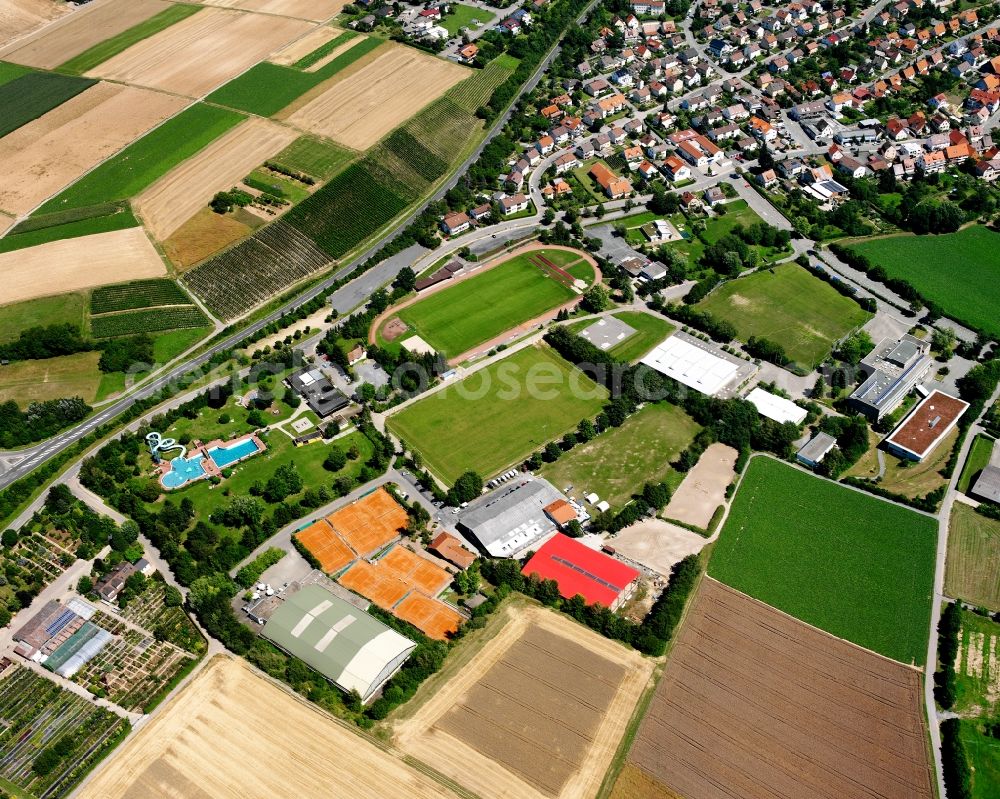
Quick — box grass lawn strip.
[849,226,1000,338]
[0,351,103,406]
[396,249,583,357]
[946,503,1000,612]
[388,344,608,484]
[0,72,97,138]
[959,434,996,495]
[0,293,85,342]
[960,719,1000,799]
[0,206,139,253]
[603,311,675,363]
[57,4,203,74]
[696,263,871,367]
[440,3,496,35]
[37,103,245,213]
[709,457,937,665]
[538,402,700,510]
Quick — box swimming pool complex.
[208,438,261,469]
[157,435,264,489]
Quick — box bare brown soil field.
[268,24,339,65]
[0,216,13,237]
[0,0,69,49]
[162,207,253,269]
[663,442,737,528]
[87,7,313,97]
[200,0,350,21]
[77,656,457,799]
[135,117,297,241]
[284,43,467,150]
[394,605,653,799]
[609,764,682,799]
[625,578,934,799]
[1,227,166,304]
[0,82,188,216]
[0,0,169,68]
[611,519,707,578]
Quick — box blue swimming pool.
[161,455,206,489]
[208,438,261,469]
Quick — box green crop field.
[293,30,357,69]
[388,344,608,483]
[710,457,937,665]
[440,4,495,35]
[57,3,202,74]
[0,61,31,87]
[396,249,589,358]
[0,293,85,343]
[206,36,383,117]
[0,72,96,138]
[849,226,1000,338]
[91,279,191,314]
[270,136,356,180]
[959,434,996,495]
[37,104,244,213]
[90,306,209,338]
[539,402,700,510]
[946,503,1000,612]
[0,205,138,253]
[696,263,871,367]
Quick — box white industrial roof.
[640,336,739,396]
[746,387,807,425]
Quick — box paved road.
[0,0,599,493]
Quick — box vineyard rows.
[90,306,209,338]
[90,278,191,314]
[381,129,448,183]
[446,55,518,113]
[181,220,330,319]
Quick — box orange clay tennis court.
[294,520,356,574]
[395,593,463,640]
[326,488,408,557]
[379,546,452,596]
[338,560,412,610]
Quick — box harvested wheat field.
[136,117,298,241]
[623,578,934,799]
[664,442,737,529]
[87,7,312,97]
[0,0,169,68]
[2,227,166,304]
[394,605,653,799]
[303,33,364,72]
[285,43,467,150]
[0,83,187,216]
[200,0,351,21]
[0,0,69,49]
[269,24,340,65]
[163,207,253,269]
[77,656,458,799]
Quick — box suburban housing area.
[4,0,1000,794]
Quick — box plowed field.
[624,578,934,799]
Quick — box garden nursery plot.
[696,263,871,367]
[391,247,593,358]
[709,456,937,664]
[387,344,608,484]
[849,226,1000,338]
[615,578,933,799]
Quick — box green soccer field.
[709,457,937,665]
[849,226,1000,338]
[387,344,608,484]
[696,263,871,368]
[394,249,593,358]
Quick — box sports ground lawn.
[37,103,245,213]
[538,402,699,510]
[696,263,871,367]
[946,502,1000,612]
[709,457,937,665]
[849,226,1000,338]
[387,344,608,484]
[395,249,593,358]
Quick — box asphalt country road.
[0,2,598,491]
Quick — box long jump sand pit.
[135,117,298,241]
[200,0,351,22]
[0,82,188,216]
[393,604,654,799]
[622,578,934,799]
[78,656,457,799]
[87,7,313,97]
[0,0,170,69]
[2,227,166,304]
[284,42,468,150]
[0,0,70,49]
[664,442,737,529]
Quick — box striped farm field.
[0,72,96,137]
[90,306,209,338]
[447,53,518,112]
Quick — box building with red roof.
[521,533,640,610]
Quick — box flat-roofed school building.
[885,390,969,462]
